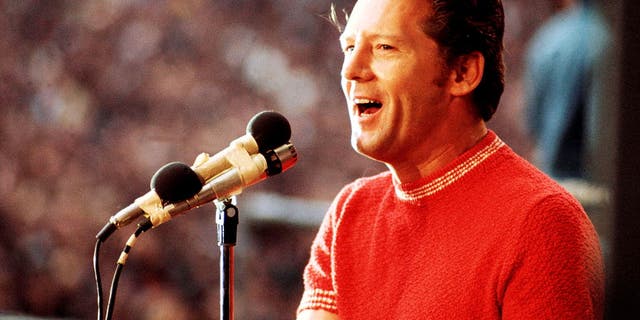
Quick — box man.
[525,0,608,179]
[297,0,604,319]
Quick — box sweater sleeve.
[501,193,605,319]
[297,189,344,315]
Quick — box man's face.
[340,0,454,166]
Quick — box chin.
[351,137,387,163]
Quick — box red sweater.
[298,131,604,319]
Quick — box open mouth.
[354,98,382,116]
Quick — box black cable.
[105,263,124,320]
[104,224,150,320]
[94,239,104,320]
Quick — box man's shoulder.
[484,145,585,213]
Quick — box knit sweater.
[298,131,604,319]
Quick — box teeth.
[354,98,380,105]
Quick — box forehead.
[341,0,431,40]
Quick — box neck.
[388,120,488,184]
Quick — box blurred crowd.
[0,0,605,319]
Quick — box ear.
[449,51,485,97]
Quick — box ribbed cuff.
[297,288,338,314]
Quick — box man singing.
[297,0,604,319]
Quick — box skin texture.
[298,0,487,317]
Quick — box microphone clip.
[215,197,239,246]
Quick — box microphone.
[96,163,203,241]
[190,111,291,184]
[151,162,205,202]
[96,111,292,241]
[140,142,297,230]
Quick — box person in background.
[525,0,608,180]
[297,0,604,319]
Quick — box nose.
[341,46,374,82]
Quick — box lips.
[354,98,382,116]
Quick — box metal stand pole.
[216,198,239,320]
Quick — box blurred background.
[0,0,638,319]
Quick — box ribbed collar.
[394,130,505,202]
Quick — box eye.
[342,45,355,54]
[377,44,394,50]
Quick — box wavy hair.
[423,0,505,121]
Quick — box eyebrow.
[339,32,406,44]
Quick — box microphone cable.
[94,238,105,320]
[95,222,152,320]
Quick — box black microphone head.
[150,162,204,203]
[246,111,292,153]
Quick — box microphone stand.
[216,197,239,320]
